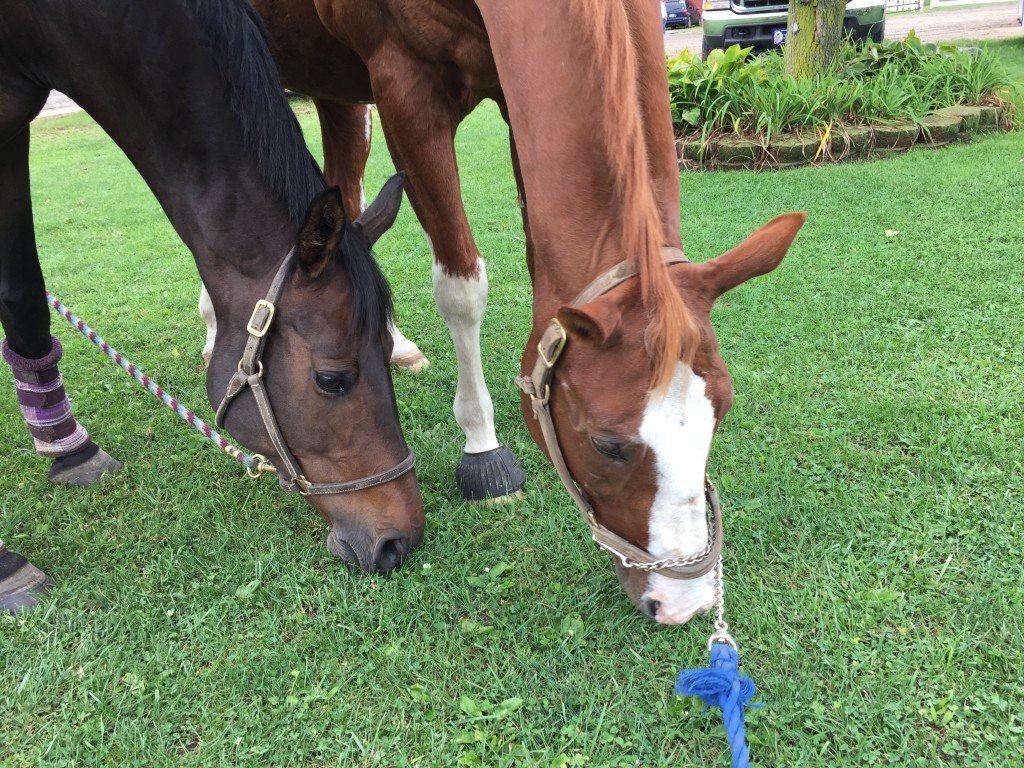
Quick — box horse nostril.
[641,597,661,619]
[326,531,359,566]
[372,534,409,575]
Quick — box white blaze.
[638,363,717,624]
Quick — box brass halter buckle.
[537,319,568,368]
[246,299,276,338]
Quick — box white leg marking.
[199,284,217,367]
[359,106,372,213]
[431,249,499,455]
[639,364,717,624]
[388,320,429,372]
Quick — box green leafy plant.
[667,34,1017,151]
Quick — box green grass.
[3,47,1024,766]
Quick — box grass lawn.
[3,44,1023,768]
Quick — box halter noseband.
[215,249,415,496]
[516,247,722,581]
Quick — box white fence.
[886,0,924,10]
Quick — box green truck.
[701,0,886,59]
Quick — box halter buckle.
[246,299,276,338]
[537,319,567,368]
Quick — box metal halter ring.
[238,358,265,378]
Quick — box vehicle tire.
[701,35,714,61]
[872,20,885,44]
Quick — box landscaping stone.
[714,136,760,168]
[830,126,872,159]
[976,105,1000,129]
[918,114,964,146]
[679,103,1006,172]
[676,137,706,162]
[932,105,981,133]
[768,134,821,166]
[870,122,918,152]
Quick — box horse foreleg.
[373,72,523,503]
[199,283,216,367]
[0,123,121,488]
[315,99,428,373]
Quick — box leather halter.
[516,247,722,580]
[215,249,415,496]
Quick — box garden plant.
[670,33,1018,167]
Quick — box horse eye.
[314,370,354,395]
[591,436,629,462]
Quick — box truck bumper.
[703,8,885,52]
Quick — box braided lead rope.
[676,558,758,768]
[46,291,275,478]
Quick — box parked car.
[700,0,886,60]
[665,0,693,29]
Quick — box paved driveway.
[665,2,1021,57]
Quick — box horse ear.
[297,186,345,279]
[699,212,806,299]
[352,172,406,248]
[557,297,622,346]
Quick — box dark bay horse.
[238,0,805,623]
[0,0,425,608]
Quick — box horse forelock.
[338,225,394,347]
[567,0,698,391]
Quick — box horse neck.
[41,0,308,316]
[480,0,682,320]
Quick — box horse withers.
[244,0,805,623]
[0,0,424,612]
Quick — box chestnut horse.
[223,0,805,622]
[0,0,423,585]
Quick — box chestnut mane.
[568,0,699,390]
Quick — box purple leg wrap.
[3,335,90,458]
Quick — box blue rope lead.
[676,641,758,768]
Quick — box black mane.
[183,0,392,337]
[182,0,323,225]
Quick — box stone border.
[677,105,1008,171]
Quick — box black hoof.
[48,442,123,488]
[455,444,526,502]
[0,541,52,614]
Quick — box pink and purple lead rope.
[46,291,269,473]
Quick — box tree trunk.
[784,0,846,79]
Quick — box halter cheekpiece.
[215,248,415,496]
[516,247,721,580]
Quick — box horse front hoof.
[48,443,123,488]
[0,542,52,614]
[390,349,431,373]
[455,444,526,503]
